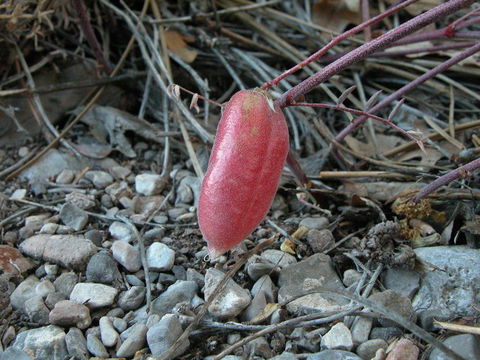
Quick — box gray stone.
[290,327,319,352]
[135,173,167,196]
[368,290,415,327]
[110,166,131,180]
[99,316,119,347]
[413,246,480,322]
[111,240,141,272]
[383,267,420,299]
[342,270,362,287]
[246,255,277,280]
[19,235,97,270]
[116,323,147,357]
[186,268,205,288]
[113,317,128,333]
[109,221,134,242]
[70,283,118,309]
[55,169,75,184]
[176,176,200,205]
[84,229,103,246]
[24,296,50,324]
[53,272,78,297]
[307,350,362,360]
[10,275,39,312]
[321,322,353,351]
[299,217,329,230]
[126,274,144,287]
[65,191,96,210]
[59,203,89,231]
[246,336,273,358]
[11,325,67,360]
[151,280,198,317]
[369,327,403,341]
[271,353,300,360]
[65,327,88,360]
[261,249,297,268]
[84,170,114,188]
[204,268,251,318]
[278,253,347,315]
[356,339,387,360]
[24,214,51,232]
[146,242,175,271]
[86,333,109,358]
[241,291,267,322]
[117,286,146,311]
[45,291,67,309]
[147,314,189,357]
[39,223,58,234]
[49,300,91,329]
[307,229,335,253]
[86,251,121,285]
[429,334,480,360]
[251,275,276,303]
[351,317,372,345]
[0,348,31,360]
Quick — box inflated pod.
[198,89,289,258]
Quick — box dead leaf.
[165,29,198,63]
[312,0,361,33]
[345,134,404,157]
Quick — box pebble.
[24,213,51,231]
[204,268,251,318]
[84,170,114,188]
[241,290,267,322]
[278,253,347,315]
[116,323,147,357]
[44,264,58,277]
[45,292,67,309]
[246,336,274,358]
[383,267,420,299]
[357,339,388,359]
[299,216,329,230]
[59,203,89,231]
[0,348,32,360]
[24,295,50,324]
[113,317,128,333]
[65,327,88,360]
[386,338,419,360]
[55,169,75,184]
[99,316,119,347]
[49,300,91,329]
[111,240,141,272]
[39,223,58,234]
[110,165,131,180]
[126,274,145,286]
[53,272,78,297]
[117,286,146,311]
[428,334,480,360]
[307,229,335,253]
[109,221,134,242]
[86,251,121,285]
[10,189,27,200]
[261,249,297,268]
[351,317,373,345]
[246,255,277,280]
[176,176,201,205]
[86,333,109,358]
[251,275,277,302]
[321,322,353,351]
[186,268,205,288]
[146,242,175,271]
[84,229,104,246]
[290,327,319,352]
[307,350,362,360]
[65,192,96,210]
[35,280,55,298]
[151,280,198,317]
[19,234,97,270]
[70,283,118,309]
[368,290,415,327]
[147,314,189,357]
[343,269,363,287]
[135,173,167,196]
[370,327,403,341]
[271,352,300,360]
[10,325,68,360]
[10,275,40,312]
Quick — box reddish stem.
[412,157,480,203]
[361,0,372,41]
[260,0,418,90]
[275,0,475,108]
[335,41,480,142]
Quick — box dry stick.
[72,0,112,74]
[261,0,418,89]
[411,157,480,203]
[5,0,151,180]
[276,0,475,109]
[361,0,372,41]
[156,237,275,360]
[318,171,411,179]
[335,41,480,142]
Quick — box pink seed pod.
[198,89,289,258]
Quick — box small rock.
[246,255,277,280]
[70,283,118,309]
[85,170,114,188]
[176,176,200,205]
[261,249,297,268]
[135,173,167,196]
[251,275,277,302]
[10,189,27,200]
[321,322,353,351]
[86,333,109,358]
[383,268,420,299]
[109,221,134,242]
[186,268,205,288]
[59,203,89,231]
[428,334,480,360]
[307,350,362,360]
[117,286,146,311]
[307,229,335,253]
[386,338,419,360]
[44,264,58,277]
[126,274,144,286]
[10,275,40,312]
[343,269,363,287]
[351,317,373,345]
[54,272,78,297]
[246,336,274,358]
[356,339,388,360]
[11,325,68,360]
[368,290,415,327]
[167,207,187,220]
[0,348,32,360]
[110,166,131,180]
[113,317,128,333]
[35,280,55,298]
[49,300,91,329]
[24,295,50,324]
[39,223,58,234]
[204,268,251,318]
[99,316,119,347]
[271,352,300,360]
[299,217,329,230]
[111,240,141,272]
[65,327,88,360]
[151,280,198,317]
[84,229,104,246]
[146,242,175,271]
[116,323,147,357]
[65,192,96,210]
[241,291,267,322]
[24,213,51,231]
[19,234,97,270]
[370,327,403,341]
[86,251,121,285]
[45,292,67,309]
[56,169,75,184]
[147,314,189,357]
